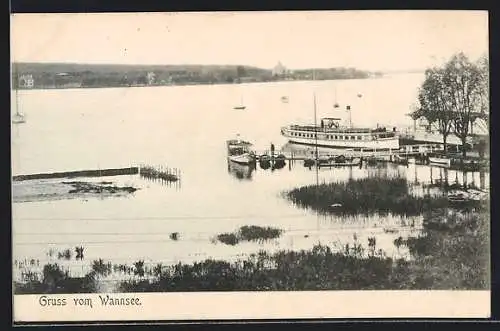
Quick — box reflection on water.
[227,161,255,180]
[11,75,490,271]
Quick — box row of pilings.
[138,164,181,185]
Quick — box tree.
[476,54,489,126]
[415,68,454,152]
[442,53,484,157]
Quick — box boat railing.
[288,125,373,134]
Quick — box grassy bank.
[285,177,450,216]
[14,206,488,293]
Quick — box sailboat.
[333,86,339,108]
[12,74,26,124]
[233,95,246,110]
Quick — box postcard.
[11,11,490,323]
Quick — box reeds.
[285,176,449,216]
[57,249,72,260]
[13,209,489,294]
[215,225,283,245]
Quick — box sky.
[10,11,488,71]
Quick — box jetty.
[255,143,446,161]
[13,167,139,181]
[12,164,182,183]
[253,143,489,171]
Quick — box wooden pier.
[255,143,446,161]
[252,143,488,171]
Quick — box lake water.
[11,74,489,277]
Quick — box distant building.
[19,74,34,88]
[272,61,287,76]
[147,72,156,85]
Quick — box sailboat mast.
[13,65,20,116]
[16,79,20,116]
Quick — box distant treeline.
[12,63,383,89]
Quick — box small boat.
[12,112,26,124]
[258,154,272,169]
[259,154,271,162]
[306,155,361,168]
[272,154,287,169]
[233,95,246,110]
[450,158,484,172]
[12,77,26,124]
[447,189,487,205]
[281,96,289,103]
[317,157,361,168]
[357,93,363,98]
[429,156,451,167]
[447,191,469,203]
[333,86,340,108]
[226,137,255,165]
[303,158,315,167]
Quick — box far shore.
[12,76,386,92]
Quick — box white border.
[14,291,490,322]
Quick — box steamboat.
[280,106,400,150]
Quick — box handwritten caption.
[38,295,142,309]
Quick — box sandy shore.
[12,179,139,203]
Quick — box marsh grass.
[394,208,489,289]
[285,176,449,216]
[57,249,72,260]
[216,225,283,245]
[92,259,112,277]
[14,208,489,293]
[13,206,489,293]
[14,263,97,294]
[117,207,489,292]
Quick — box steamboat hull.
[281,127,399,150]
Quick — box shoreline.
[12,76,383,92]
